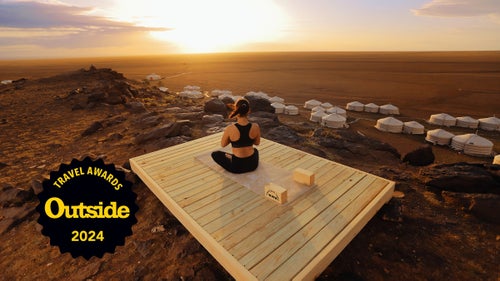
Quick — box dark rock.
[82,121,103,136]
[138,115,164,128]
[423,163,500,194]
[202,114,224,124]
[134,120,191,145]
[126,101,147,113]
[220,96,234,105]
[0,184,35,207]
[469,194,500,224]
[265,125,304,145]
[87,92,106,103]
[103,115,127,127]
[245,95,274,113]
[175,111,204,120]
[204,99,227,116]
[403,145,435,166]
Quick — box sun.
[145,0,288,53]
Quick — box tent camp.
[364,103,379,113]
[321,102,333,109]
[158,87,169,93]
[285,105,299,115]
[310,110,327,123]
[379,104,399,115]
[246,91,270,100]
[210,89,232,97]
[425,129,455,145]
[428,113,456,126]
[403,121,425,134]
[311,106,325,113]
[326,106,347,117]
[269,96,285,104]
[455,116,479,129]
[375,117,403,133]
[321,114,347,128]
[304,99,322,109]
[478,117,500,131]
[271,102,285,114]
[346,101,364,111]
[146,73,161,81]
[451,134,493,157]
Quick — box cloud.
[0,1,171,51]
[413,0,500,19]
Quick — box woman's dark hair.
[229,98,250,118]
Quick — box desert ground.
[0,52,499,280]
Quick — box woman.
[211,98,261,173]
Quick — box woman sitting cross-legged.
[211,98,261,173]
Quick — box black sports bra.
[231,123,254,148]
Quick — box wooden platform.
[130,132,395,281]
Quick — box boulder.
[134,120,191,145]
[423,163,500,194]
[204,99,227,116]
[126,101,147,113]
[202,114,224,124]
[264,125,304,145]
[403,145,435,166]
[245,95,274,113]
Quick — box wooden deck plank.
[129,132,395,281]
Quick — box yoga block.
[265,183,287,204]
[293,168,315,186]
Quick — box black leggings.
[211,149,259,174]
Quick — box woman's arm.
[221,126,231,147]
[251,123,261,145]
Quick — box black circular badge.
[36,157,138,259]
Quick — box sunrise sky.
[0,0,499,59]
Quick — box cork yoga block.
[264,183,287,204]
[293,168,315,186]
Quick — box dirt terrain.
[0,52,499,280]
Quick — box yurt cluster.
[424,113,499,157]
[168,81,497,159]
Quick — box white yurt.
[271,102,285,114]
[494,155,500,165]
[179,90,204,99]
[346,101,364,111]
[304,99,322,109]
[403,121,425,135]
[285,105,299,115]
[1,80,12,85]
[218,93,234,101]
[428,113,456,127]
[321,114,347,128]
[158,87,169,93]
[364,103,379,113]
[425,129,455,145]
[379,104,400,115]
[246,91,270,100]
[269,96,285,103]
[146,73,161,81]
[311,106,325,113]
[326,106,347,117]
[310,110,327,123]
[451,134,493,157]
[210,89,232,97]
[375,117,403,133]
[455,116,479,129]
[478,117,500,131]
[321,102,333,109]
